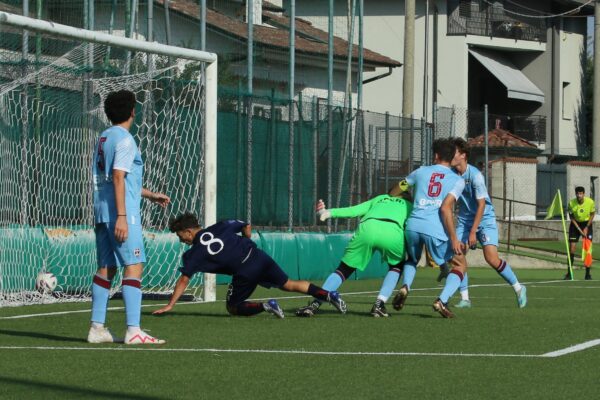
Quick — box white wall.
[566,164,600,210]
[491,159,537,219]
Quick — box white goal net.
[0,12,217,306]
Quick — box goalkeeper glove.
[316,199,331,221]
[398,179,410,192]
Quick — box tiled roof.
[490,157,538,164]
[467,129,538,148]
[155,0,401,67]
[567,160,600,168]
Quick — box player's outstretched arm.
[153,275,190,315]
[142,188,171,208]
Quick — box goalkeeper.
[296,186,412,317]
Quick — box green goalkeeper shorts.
[341,219,406,271]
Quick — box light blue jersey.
[405,164,465,240]
[456,164,495,223]
[92,125,143,225]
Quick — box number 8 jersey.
[405,164,465,240]
[179,220,257,277]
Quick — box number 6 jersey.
[405,164,465,240]
[179,220,257,277]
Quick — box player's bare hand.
[316,199,326,212]
[115,216,128,242]
[148,192,170,208]
[583,227,589,236]
[153,305,173,315]
[468,231,477,249]
[452,239,464,255]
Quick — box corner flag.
[545,192,562,220]
[545,190,574,279]
[582,237,593,267]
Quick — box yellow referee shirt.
[568,197,596,222]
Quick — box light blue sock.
[497,260,518,285]
[459,273,469,292]
[439,271,462,304]
[322,272,343,292]
[402,262,417,289]
[91,275,111,324]
[377,270,401,302]
[122,278,142,327]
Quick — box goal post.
[0,12,217,305]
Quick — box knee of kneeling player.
[226,302,239,315]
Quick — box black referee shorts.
[569,220,593,242]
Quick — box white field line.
[0,279,595,321]
[0,339,599,358]
[0,345,544,358]
[541,339,600,358]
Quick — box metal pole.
[20,0,30,225]
[246,0,254,223]
[327,0,333,232]
[593,0,600,161]
[402,0,415,159]
[484,104,489,188]
[288,0,295,230]
[200,0,206,51]
[358,0,363,111]
[409,115,414,173]
[312,96,318,226]
[164,0,172,45]
[423,0,429,121]
[385,112,390,190]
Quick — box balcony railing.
[467,111,547,144]
[448,0,547,43]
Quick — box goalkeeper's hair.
[169,212,201,232]
[452,137,470,159]
[104,90,136,124]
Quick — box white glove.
[316,199,331,221]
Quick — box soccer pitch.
[1,268,599,399]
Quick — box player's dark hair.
[453,137,470,159]
[169,212,200,232]
[104,90,136,124]
[432,138,455,163]
[575,186,585,194]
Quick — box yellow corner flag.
[545,192,562,220]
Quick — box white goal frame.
[0,11,218,302]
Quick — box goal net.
[0,12,217,306]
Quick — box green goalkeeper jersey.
[330,194,412,228]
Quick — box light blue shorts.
[95,223,146,267]
[405,230,454,266]
[456,218,499,247]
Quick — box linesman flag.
[582,237,593,267]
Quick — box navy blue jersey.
[179,220,257,278]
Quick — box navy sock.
[307,283,329,301]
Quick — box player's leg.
[480,221,526,308]
[281,279,346,314]
[454,221,471,308]
[567,223,580,279]
[225,277,274,317]
[434,238,467,318]
[372,224,405,317]
[112,223,164,344]
[392,230,423,311]
[296,262,355,316]
[88,223,120,343]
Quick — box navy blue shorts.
[226,249,289,306]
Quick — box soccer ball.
[35,272,57,293]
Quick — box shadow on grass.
[0,329,87,343]
[0,375,168,400]
[147,311,230,318]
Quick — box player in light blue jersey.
[451,138,526,308]
[391,138,467,318]
[88,90,170,345]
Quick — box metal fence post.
[409,115,414,172]
[385,112,390,191]
[484,104,489,188]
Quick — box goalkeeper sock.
[122,278,142,327]
[322,272,344,292]
[402,262,417,290]
[496,259,519,287]
[91,275,111,325]
[377,268,401,302]
[439,270,464,304]
[307,284,329,301]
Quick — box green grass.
[1,268,600,399]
